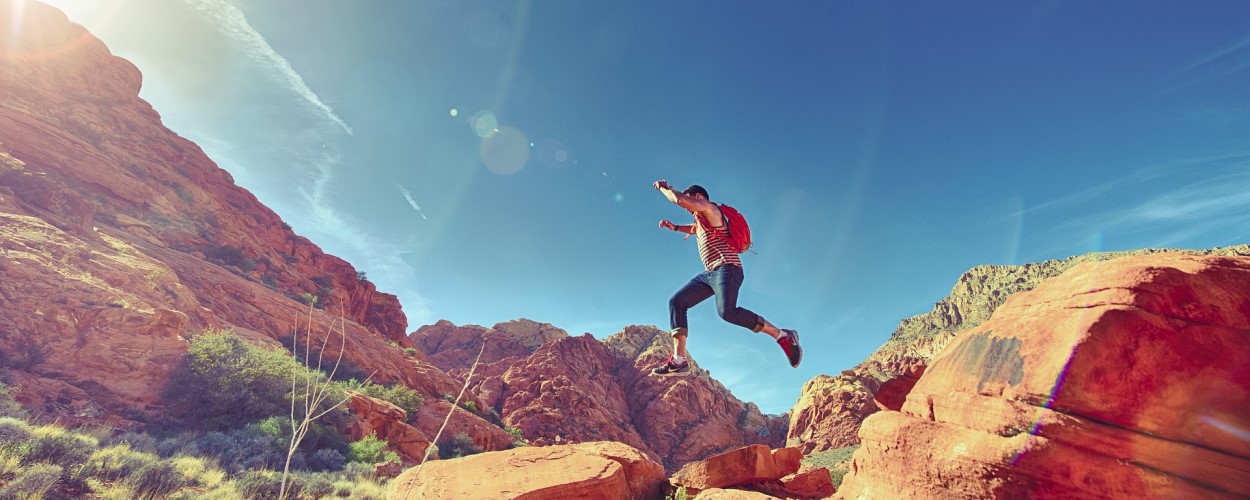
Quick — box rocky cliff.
[0,0,464,431]
[788,244,1250,454]
[837,251,1250,498]
[411,320,789,471]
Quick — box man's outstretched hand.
[659,219,676,231]
[653,179,670,191]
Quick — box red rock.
[872,364,924,412]
[671,445,795,494]
[838,253,1250,499]
[387,441,665,500]
[778,469,835,499]
[693,489,779,499]
[416,323,787,471]
[410,399,514,455]
[345,393,432,463]
[0,0,441,430]
[770,447,803,477]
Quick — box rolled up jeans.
[669,265,763,334]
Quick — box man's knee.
[671,327,688,338]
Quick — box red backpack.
[694,204,752,254]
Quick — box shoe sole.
[787,330,802,368]
[651,367,692,377]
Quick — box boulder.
[387,441,666,500]
[671,445,803,494]
[345,393,432,463]
[838,253,1250,499]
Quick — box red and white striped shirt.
[695,211,742,271]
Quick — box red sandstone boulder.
[873,364,924,412]
[838,253,1250,499]
[386,441,666,500]
[671,445,803,495]
[345,393,432,463]
[693,489,778,499]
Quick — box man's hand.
[659,219,676,231]
[653,179,671,191]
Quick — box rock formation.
[788,245,1250,453]
[0,0,486,446]
[387,441,667,500]
[837,252,1250,498]
[411,321,790,470]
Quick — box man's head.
[682,184,709,200]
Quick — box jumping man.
[651,180,802,376]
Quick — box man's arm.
[654,180,714,213]
[659,219,696,234]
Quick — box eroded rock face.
[670,444,819,498]
[410,323,789,471]
[0,0,437,429]
[837,253,1250,499]
[788,245,1250,454]
[345,393,432,464]
[386,441,667,500]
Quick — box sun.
[2,0,126,63]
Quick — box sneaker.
[778,329,802,368]
[651,356,691,376]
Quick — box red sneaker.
[778,330,802,368]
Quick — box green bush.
[85,444,152,481]
[0,383,26,420]
[163,331,313,431]
[235,470,290,500]
[22,431,94,470]
[0,418,31,454]
[347,432,399,465]
[347,381,423,423]
[0,463,61,500]
[437,433,482,460]
[127,461,187,500]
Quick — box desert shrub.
[460,400,478,414]
[21,430,94,470]
[303,472,335,498]
[0,418,31,454]
[191,428,281,475]
[505,426,527,447]
[0,383,26,420]
[84,444,151,481]
[202,245,257,272]
[235,470,291,500]
[154,434,197,458]
[104,432,159,454]
[127,461,187,500]
[164,331,309,431]
[346,381,422,422]
[169,455,225,489]
[0,463,61,500]
[347,432,399,465]
[437,433,482,459]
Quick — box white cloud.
[1020,153,1250,256]
[396,184,428,220]
[180,0,352,135]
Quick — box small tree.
[280,302,372,500]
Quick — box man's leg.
[655,274,713,375]
[711,266,802,367]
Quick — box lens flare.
[449,108,459,117]
[536,139,572,168]
[480,125,529,175]
[471,110,498,138]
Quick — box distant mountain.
[411,320,788,471]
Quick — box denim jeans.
[669,265,763,333]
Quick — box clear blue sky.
[40,0,1250,414]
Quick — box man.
[651,180,801,376]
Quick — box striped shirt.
[695,210,742,271]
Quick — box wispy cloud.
[1016,153,1250,257]
[396,184,428,220]
[1164,32,1250,92]
[294,150,431,325]
[180,0,352,135]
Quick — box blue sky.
[39,0,1250,414]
